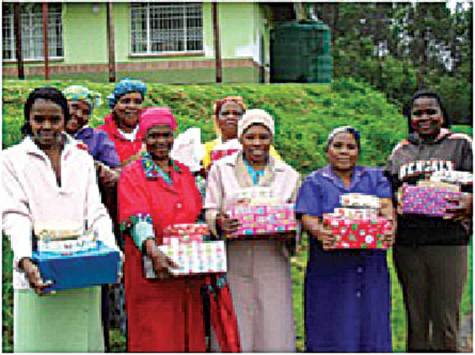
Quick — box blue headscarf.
[107,78,147,109]
[325,125,361,151]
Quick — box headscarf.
[139,107,178,137]
[212,96,247,136]
[107,78,147,109]
[238,109,275,139]
[325,125,361,151]
[404,89,451,134]
[63,85,102,112]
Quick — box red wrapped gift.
[162,223,210,245]
[323,214,392,249]
[226,204,296,239]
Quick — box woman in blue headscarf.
[98,79,147,165]
[295,126,396,352]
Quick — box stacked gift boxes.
[226,204,297,239]
[430,170,473,185]
[145,223,227,277]
[401,181,462,217]
[322,193,391,249]
[32,227,121,292]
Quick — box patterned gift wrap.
[148,240,227,276]
[340,193,381,209]
[333,208,378,220]
[230,186,281,206]
[162,223,210,244]
[226,204,297,239]
[38,229,98,254]
[401,185,461,217]
[430,170,473,185]
[323,214,392,249]
[211,149,240,162]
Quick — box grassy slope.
[2,79,472,352]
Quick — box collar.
[101,113,142,142]
[408,128,452,145]
[320,164,367,190]
[141,151,181,181]
[23,134,76,161]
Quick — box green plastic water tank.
[270,21,333,83]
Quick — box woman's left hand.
[444,193,473,221]
[382,219,397,247]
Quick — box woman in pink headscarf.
[118,107,206,352]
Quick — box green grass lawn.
[3,235,472,352]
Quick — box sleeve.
[295,174,323,217]
[1,153,33,271]
[84,157,118,251]
[97,132,120,168]
[460,138,473,172]
[374,169,393,199]
[118,165,155,250]
[270,145,282,161]
[204,163,224,237]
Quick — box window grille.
[131,3,203,54]
[2,3,63,60]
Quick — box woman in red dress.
[98,78,147,165]
[118,107,206,352]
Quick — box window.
[130,3,203,54]
[2,3,63,60]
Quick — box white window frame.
[130,3,203,56]
[2,3,63,61]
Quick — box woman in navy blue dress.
[295,126,396,352]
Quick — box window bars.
[131,3,203,54]
[2,3,63,60]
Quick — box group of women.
[2,78,472,353]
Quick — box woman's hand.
[382,219,397,247]
[216,213,240,235]
[396,187,404,215]
[302,215,336,250]
[143,239,178,280]
[445,193,473,221]
[20,258,53,295]
[95,161,120,187]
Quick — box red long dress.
[97,114,143,164]
[118,158,206,352]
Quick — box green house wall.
[3,2,271,83]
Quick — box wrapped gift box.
[401,184,462,217]
[144,240,227,277]
[340,193,381,209]
[229,186,281,206]
[333,208,378,220]
[32,241,121,292]
[430,170,473,185]
[226,204,297,239]
[323,214,392,249]
[163,223,210,245]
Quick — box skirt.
[14,287,104,352]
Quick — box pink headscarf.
[139,107,178,137]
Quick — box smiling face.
[218,102,244,140]
[65,100,90,135]
[240,123,272,165]
[113,92,143,131]
[410,96,444,138]
[29,98,65,150]
[145,125,174,162]
[326,132,359,172]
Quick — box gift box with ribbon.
[226,204,297,239]
[32,241,121,292]
[322,214,392,249]
[144,239,227,277]
[401,184,462,217]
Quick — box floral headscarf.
[107,78,147,109]
[63,85,102,112]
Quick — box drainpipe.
[13,3,24,79]
[212,2,222,83]
[107,2,116,82]
[42,2,49,80]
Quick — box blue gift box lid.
[32,241,121,292]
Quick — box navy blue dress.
[295,165,392,352]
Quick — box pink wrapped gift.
[401,184,461,217]
[145,240,227,276]
[162,223,209,245]
[226,204,297,239]
[323,214,392,249]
